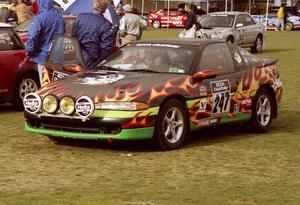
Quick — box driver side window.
[198,43,234,74]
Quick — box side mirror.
[193,70,217,81]
[235,23,244,28]
[63,64,86,73]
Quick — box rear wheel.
[285,22,294,31]
[251,35,263,53]
[227,36,234,43]
[154,99,189,150]
[153,20,161,29]
[250,88,274,133]
[12,73,39,111]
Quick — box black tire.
[153,99,189,150]
[285,22,294,31]
[250,88,274,133]
[251,35,263,53]
[227,36,234,43]
[12,73,40,111]
[153,20,161,29]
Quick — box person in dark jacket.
[184,3,197,30]
[71,0,114,68]
[25,0,64,86]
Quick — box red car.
[15,15,76,44]
[0,23,39,110]
[148,8,187,29]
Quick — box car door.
[0,28,25,96]
[235,14,257,45]
[42,36,85,87]
[191,42,244,128]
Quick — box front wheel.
[152,20,161,29]
[285,22,294,31]
[154,99,189,150]
[250,88,274,133]
[12,73,39,111]
[251,35,263,53]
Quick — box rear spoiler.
[256,58,278,68]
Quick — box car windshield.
[15,19,32,32]
[100,43,197,74]
[199,15,235,28]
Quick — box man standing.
[277,3,285,31]
[119,4,147,46]
[71,0,114,68]
[184,3,197,31]
[25,0,64,86]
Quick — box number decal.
[212,91,231,114]
[210,79,231,115]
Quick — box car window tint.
[198,43,234,74]
[0,29,15,51]
[235,15,244,26]
[243,14,255,26]
[237,47,258,67]
[48,37,84,67]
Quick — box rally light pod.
[43,95,58,114]
[75,96,94,118]
[60,96,75,115]
[23,93,42,114]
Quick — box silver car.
[198,12,265,53]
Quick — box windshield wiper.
[127,69,160,73]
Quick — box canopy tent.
[54,0,93,14]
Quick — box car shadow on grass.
[0,103,15,113]
[260,48,295,54]
[46,109,300,152]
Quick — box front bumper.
[25,121,155,140]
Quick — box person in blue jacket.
[71,0,114,69]
[25,0,65,86]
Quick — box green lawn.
[0,30,300,205]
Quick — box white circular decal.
[23,93,42,114]
[75,96,94,118]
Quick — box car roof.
[133,38,224,47]
[208,11,249,15]
[0,23,12,28]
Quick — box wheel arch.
[227,35,234,43]
[257,84,278,119]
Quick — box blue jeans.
[278,18,285,31]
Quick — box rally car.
[252,13,300,31]
[198,12,265,53]
[24,37,283,150]
[148,8,187,29]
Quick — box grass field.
[0,29,300,205]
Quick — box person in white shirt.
[119,4,147,46]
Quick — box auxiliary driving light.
[60,96,75,115]
[43,95,58,114]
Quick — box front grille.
[28,117,122,135]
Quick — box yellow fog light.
[43,95,58,114]
[60,96,75,115]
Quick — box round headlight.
[43,95,58,114]
[75,96,94,118]
[60,96,75,115]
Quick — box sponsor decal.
[76,72,125,85]
[198,119,210,126]
[199,99,207,113]
[75,96,94,118]
[199,85,208,97]
[209,118,218,124]
[275,78,282,88]
[210,80,231,114]
[52,71,69,82]
[234,52,243,64]
[23,93,41,114]
[233,104,240,113]
[241,99,252,106]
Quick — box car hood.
[37,70,193,104]
[201,27,232,36]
